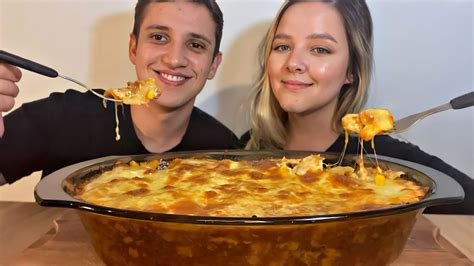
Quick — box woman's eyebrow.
[307,33,338,43]
[274,32,338,43]
[274,33,291,40]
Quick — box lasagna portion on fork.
[342,109,394,141]
[104,78,160,105]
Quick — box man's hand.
[0,63,21,137]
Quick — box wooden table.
[1,201,473,265]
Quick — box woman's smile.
[281,79,313,90]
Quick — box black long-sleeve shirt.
[241,132,474,214]
[0,89,240,183]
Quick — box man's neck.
[131,100,194,153]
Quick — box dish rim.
[34,150,465,225]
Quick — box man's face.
[129,2,222,111]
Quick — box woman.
[242,0,473,214]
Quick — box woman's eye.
[313,47,330,54]
[273,44,290,52]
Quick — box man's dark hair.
[132,0,223,57]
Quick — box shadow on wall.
[88,11,136,88]
[201,21,272,137]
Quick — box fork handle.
[0,50,59,78]
[450,91,474,109]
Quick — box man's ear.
[129,33,137,65]
[207,52,222,80]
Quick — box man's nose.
[162,42,188,68]
[286,50,307,73]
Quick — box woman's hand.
[0,63,21,137]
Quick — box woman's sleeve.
[375,137,473,214]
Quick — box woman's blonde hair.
[246,0,373,150]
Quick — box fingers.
[0,63,21,112]
[0,63,22,82]
[0,78,19,112]
[0,63,21,138]
[0,78,19,97]
[0,93,16,112]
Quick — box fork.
[0,50,121,102]
[391,91,474,134]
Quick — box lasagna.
[342,109,394,141]
[339,109,395,182]
[76,155,428,217]
[104,78,160,105]
[103,78,161,141]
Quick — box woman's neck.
[131,101,194,153]
[285,104,340,152]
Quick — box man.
[0,0,240,185]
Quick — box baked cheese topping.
[104,78,160,105]
[342,109,394,141]
[76,155,428,217]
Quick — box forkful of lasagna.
[0,50,160,105]
[104,78,160,105]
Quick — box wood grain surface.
[7,209,472,266]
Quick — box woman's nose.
[286,51,306,73]
[162,43,188,68]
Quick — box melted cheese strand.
[114,102,120,141]
[329,130,349,167]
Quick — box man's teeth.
[161,73,185,82]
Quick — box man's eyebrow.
[189,33,212,45]
[144,24,212,45]
[273,33,338,43]
[145,24,169,32]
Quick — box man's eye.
[189,42,205,50]
[151,34,167,42]
[273,45,290,52]
[313,47,330,54]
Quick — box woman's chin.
[279,103,305,114]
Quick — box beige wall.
[0,0,280,201]
[1,0,472,202]
[0,0,140,201]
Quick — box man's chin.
[155,97,196,113]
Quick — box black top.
[0,89,240,183]
[240,132,474,214]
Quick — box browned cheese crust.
[77,155,428,217]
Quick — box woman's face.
[268,2,351,116]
